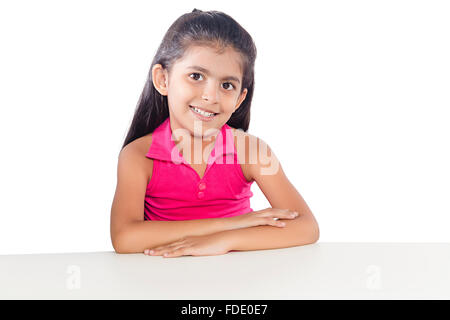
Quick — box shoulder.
[229,127,274,183]
[120,133,153,160]
[119,133,154,183]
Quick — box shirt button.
[197,191,205,199]
[198,182,206,190]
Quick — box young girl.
[110,9,319,257]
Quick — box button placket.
[197,181,206,199]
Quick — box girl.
[110,9,319,257]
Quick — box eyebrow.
[186,65,241,84]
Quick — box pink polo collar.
[146,117,236,165]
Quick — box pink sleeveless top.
[144,117,254,221]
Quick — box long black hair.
[121,8,257,150]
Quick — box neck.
[170,123,220,163]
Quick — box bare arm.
[116,207,303,253]
[218,213,319,252]
[219,135,319,251]
[114,217,236,254]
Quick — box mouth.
[189,105,219,117]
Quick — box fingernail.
[149,250,154,254]
[163,253,168,257]
[144,249,149,254]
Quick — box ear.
[234,88,248,113]
[152,64,169,96]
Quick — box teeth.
[191,106,215,117]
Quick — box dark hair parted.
[121,8,257,149]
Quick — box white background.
[0,0,449,254]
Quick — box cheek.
[223,98,239,112]
[169,85,194,107]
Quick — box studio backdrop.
[0,0,449,254]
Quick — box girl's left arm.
[221,137,320,251]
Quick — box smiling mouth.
[189,105,219,116]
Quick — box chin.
[189,122,223,139]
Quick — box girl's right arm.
[110,144,298,254]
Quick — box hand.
[143,233,232,258]
[228,207,299,230]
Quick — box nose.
[201,81,219,104]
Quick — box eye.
[222,82,235,91]
[189,73,235,91]
[189,72,203,81]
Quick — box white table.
[1,242,449,299]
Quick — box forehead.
[174,45,243,78]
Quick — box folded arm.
[221,212,319,251]
[225,136,320,250]
[113,216,237,254]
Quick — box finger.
[264,217,286,227]
[159,244,187,257]
[163,247,188,258]
[274,209,298,219]
[259,209,296,219]
[144,247,165,255]
[149,244,168,252]
[146,246,168,255]
[148,240,187,255]
[275,221,286,227]
[287,211,299,219]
